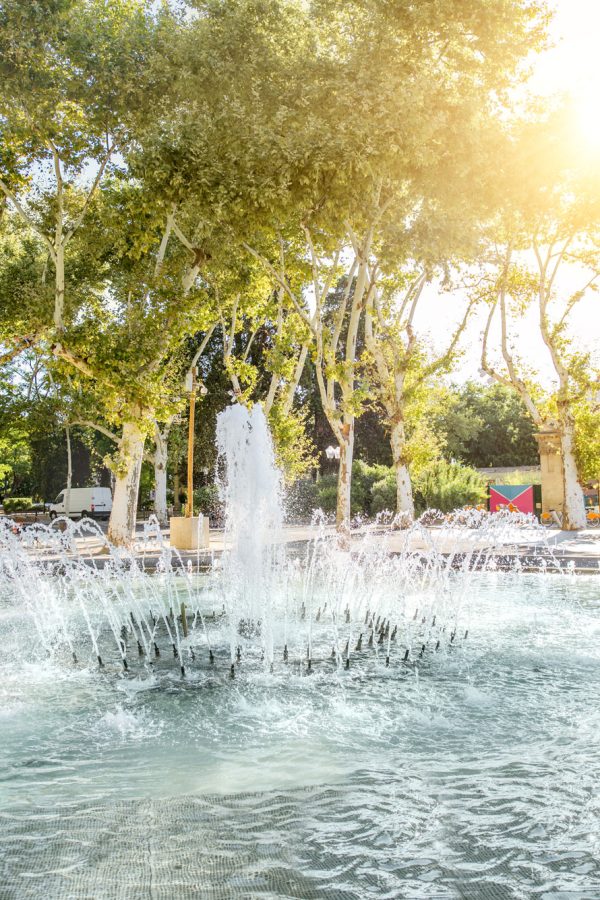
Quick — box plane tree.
[479,113,600,529]
[245,0,546,527]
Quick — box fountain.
[0,404,599,898]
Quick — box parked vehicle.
[48,487,112,520]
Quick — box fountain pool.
[1,570,599,899]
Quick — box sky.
[416,0,600,387]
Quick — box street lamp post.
[184,367,208,518]
[185,369,196,518]
[170,369,210,551]
[325,444,340,475]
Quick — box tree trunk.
[54,241,65,331]
[390,420,414,519]
[107,421,145,546]
[336,422,354,529]
[154,453,168,527]
[173,472,181,515]
[559,416,586,530]
[153,425,169,526]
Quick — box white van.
[48,487,112,520]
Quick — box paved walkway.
[11,518,600,572]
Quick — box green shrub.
[284,459,486,521]
[284,478,320,521]
[413,460,486,514]
[288,463,396,519]
[193,484,223,521]
[315,478,338,514]
[350,461,390,515]
[371,472,397,514]
[3,497,33,513]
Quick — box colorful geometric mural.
[489,484,534,515]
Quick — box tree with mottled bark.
[364,269,475,519]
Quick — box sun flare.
[540,0,600,148]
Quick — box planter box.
[169,515,210,551]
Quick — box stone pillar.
[535,429,564,516]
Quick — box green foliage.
[2,496,33,513]
[371,460,488,517]
[315,477,338,515]
[0,0,569,530]
[413,461,486,514]
[436,382,539,468]
[573,399,600,484]
[0,426,31,495]
[287,462,397,520]
[371,473,397,516]
[348,461,391,516]
[268,404,316,483]
[288,457,487,519]
[193,485,223,522]
[283,477,320,521]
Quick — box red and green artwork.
[490,485,534,515]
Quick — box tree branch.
[243,242,313,332]
[0,179,56,260]
[64,143,117,245]
[72,420,121,445]
[50,342,96,380]
[0,334,41,367]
